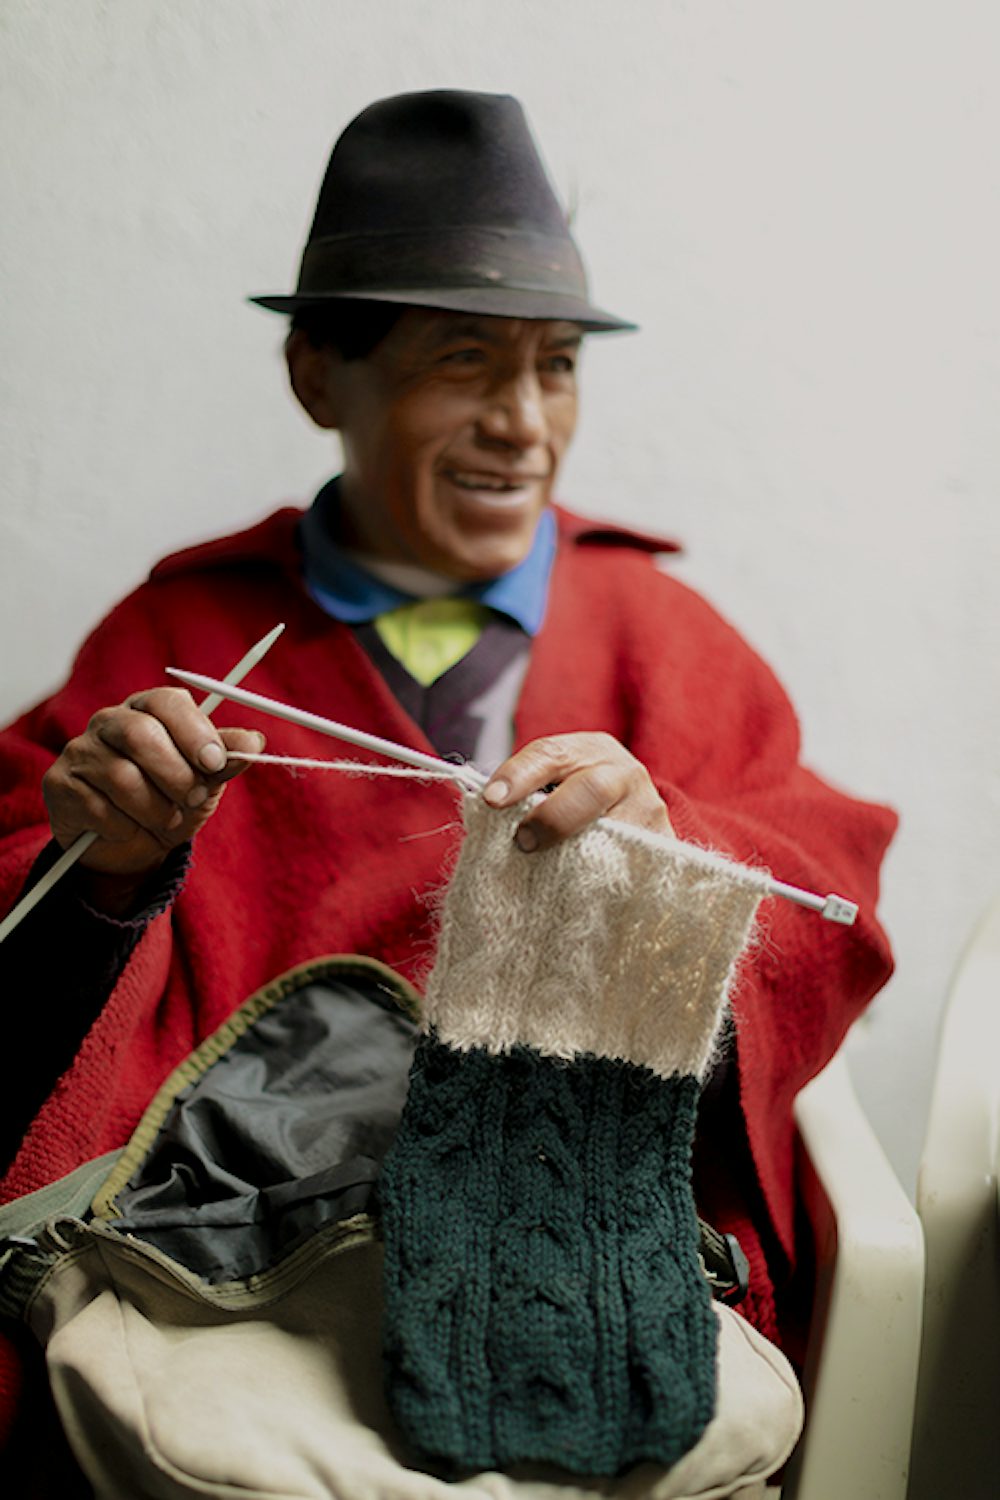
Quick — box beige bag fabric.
[27,1217,802,1500]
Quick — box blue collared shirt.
[299,480,556,636]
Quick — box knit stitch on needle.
[380,795,763,1477]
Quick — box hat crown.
[309,91,570,240]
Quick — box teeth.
[450,473,525,492]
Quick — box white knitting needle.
[167,667,487,788]
[0,624,286,946]
[164,668,858,926]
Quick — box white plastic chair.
[908,895,1000,1499]
[777,1048,925,1500]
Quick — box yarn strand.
[226,748,856,924]
[227,749,478,787]
[175,667,853,924]
[228,749,773,899]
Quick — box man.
[0,91,895,1473]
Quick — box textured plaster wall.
[2,0,998,1192]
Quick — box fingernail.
[515,824,539,854]
[199,743,225,772]
[483,778,510,807]
[254,732,266,752]
[186,785,209,809]
[167,807,184,830]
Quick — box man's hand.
[482,732,673,851]
[42,687,265,885]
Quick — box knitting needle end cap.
[821,894,858,926]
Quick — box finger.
[125,687,229,775]
[483,735,589,808]
[95,688,226,804]
[46,739,185,841]
[85,724,265,821]
[212,728,267,786]
[170,729,266,835]
[483,733,672,850]
[511,762,634,851]
[44,765,169,849]
[516,775,672,850]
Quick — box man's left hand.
[483,733,673,852]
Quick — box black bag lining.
[97,956,419,1284]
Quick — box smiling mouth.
[443,470,545,505]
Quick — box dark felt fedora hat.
[250,90,635,332]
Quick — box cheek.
[386,399,468,480]
[383,431,455,538]
[550,395,579,456]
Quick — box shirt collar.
[299,478,556,636]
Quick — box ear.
[285,329,346,430]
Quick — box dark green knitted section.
[380,1039,716,1476]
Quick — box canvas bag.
[0,953,802,1500]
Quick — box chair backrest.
[909,895,1000,1499]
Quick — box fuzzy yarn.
[380,797,763,1476]
[423,796,763,1083]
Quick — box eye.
[541,351,578,375]
[439,346,487,367]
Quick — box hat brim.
[249,284,636,333]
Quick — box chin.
[439,536,533,581]
[431,513,543,580]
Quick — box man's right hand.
[42,687,265,888]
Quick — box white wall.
[2,0,998,1192]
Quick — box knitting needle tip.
[196,623,285,715]
[0,623,286,945]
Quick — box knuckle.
[41,779,67,827]
[61,734,91,769]
[43,757,89,815]
[101,755,147,801]
[594,734,641,773]
[87,706,122,737]
[621,761,654,798]
[128,686,192,714]
[584,731,621,755]
[42,757,70,797]
[117,714,170,760]
[522,736,573,775]
[578,762,624,805]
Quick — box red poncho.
[0,505,896,1445]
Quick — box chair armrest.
[909,896,1000,1499]
[781,1052,924,1500]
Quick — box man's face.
[315,310,582,581]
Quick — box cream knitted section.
[423,796,763,1083]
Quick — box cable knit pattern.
[381,798,765,1475]
[381,1045,711,1475]
[422,795,763,1083]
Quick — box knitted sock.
[380,797,762,1476]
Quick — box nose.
[477,370,548,451]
